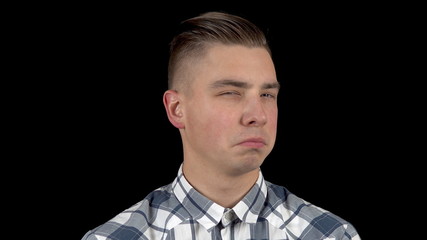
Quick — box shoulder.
[264,181,360,239]
[81,184,186,240]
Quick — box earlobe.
[163,90,185,129]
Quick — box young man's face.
[177,44,279,176]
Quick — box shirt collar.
[172,164,268,231]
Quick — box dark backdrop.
[31,2,408,239]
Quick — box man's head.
[168,11,271,93]
[163,11,279,176]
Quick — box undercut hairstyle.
[167,11,271,91]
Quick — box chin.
[236,157,264,173]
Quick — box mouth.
[238,137,266,148]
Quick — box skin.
[163,44,279,208]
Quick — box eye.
[219,91,241,96]
[261,93,276,99]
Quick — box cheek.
[267,107,278,133]
[187,103,234,140]
[205,107,233,134]
[209,112,232,139]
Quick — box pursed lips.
[238,137,266,148]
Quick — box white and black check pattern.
[82,164,360,239]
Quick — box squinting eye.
[220,91,240,96]
[261,93,275,98]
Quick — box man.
[82,11,361,239]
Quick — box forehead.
[191,44,277,86]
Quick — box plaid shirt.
[82,165,360,240]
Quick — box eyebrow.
[209,79,280,90]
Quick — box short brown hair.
[168,11,271,90]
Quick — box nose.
[241,98,267,127]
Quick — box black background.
[17,2,417,239]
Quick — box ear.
[163,90,185,129]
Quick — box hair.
[167,11,271,91]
